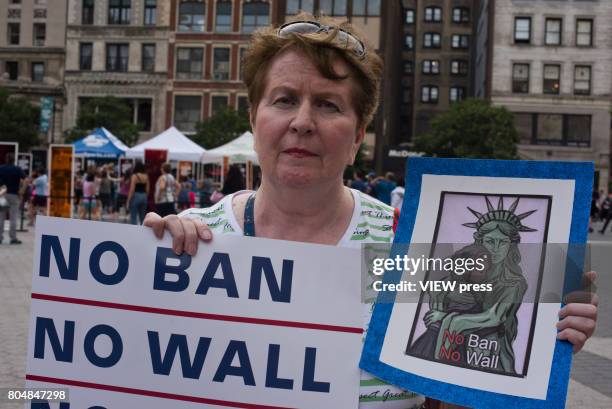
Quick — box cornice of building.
[0,47,65,54]
[64,71,169,86]
[67,25,171,38]
[491,94,611,109]
[0,81,64,96]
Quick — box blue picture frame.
[360,157,593,409]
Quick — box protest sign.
[18,152,33,175]
[26,217,363,408]
[48,145,74,218]
[360,158,592,409]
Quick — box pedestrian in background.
[391,176,405,210]
[154,163,179,217]
[598,192,612,234]
[127,161,149,225]
[0,152,25,244]
[373,171,397,205]
[30,168,48,224]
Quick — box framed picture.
[360,157,593,409]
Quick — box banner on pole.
[48,145,74,218]
[26,217,363,408]
[40,97,54,133]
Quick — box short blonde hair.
[242,13,383,130]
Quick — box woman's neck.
[252,178,355,244]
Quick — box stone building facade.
[475,0,612,191]
[64,0,171,141]
[0,0,67,143]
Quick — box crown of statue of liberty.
[462,196,538,232]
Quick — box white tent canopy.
[201,131,258,164]
[125,126,206,162]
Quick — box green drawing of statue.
[415,196,536,375]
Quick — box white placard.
[26,216,363,408]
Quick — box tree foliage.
[0,88,40,150]
[414,98,519,159]
[193,106,251,149]
[64,96,140,146]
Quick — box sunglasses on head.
[277,20,366,58]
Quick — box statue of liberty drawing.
[408,196,537,375]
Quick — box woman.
[144,14,597,409]
[154,162,178,217]
[127,161,149,225]
[79,171,98,220]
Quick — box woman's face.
[251,50,364,189]
[481,228,511,265]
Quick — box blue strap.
[243,193,256,237]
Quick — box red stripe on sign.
[26,374,294,409]
[31,293,363,334]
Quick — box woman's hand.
[143,213,212,256]
[557,270,598,353]
[424,309,446,327]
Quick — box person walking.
[30,167,48,224]
[0,152,25,244]
[154,163,179,217]
[127,161,149,225]
[598,192,612,234]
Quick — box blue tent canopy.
[73,128,129,158]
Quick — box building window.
[574,65,591,95]
[106,43,129,72]
[422,60,439,75]
[176,48,203,79]
[514,113,534,144]
[144,0,156,25]
[514,17,531,44]
[136,99,152,131]
[352,0,380,16]
[405,9,414,24]
[451,60,468,76]
[5,61,18,80]
[452,7,469,23]
[213,47,230,80]
[31,62,44,82]
[242,1,269,33]
[451,34,469,49]
[450,87,465,102]
[423,33,441,48]
[517,113,591,147]
[108,0,131,25]
[566,115,591,146]
[8,23,20,45]
[404,61,413,75]
[33,8,47,18]
[174,95,201,133]
[421,86,439,103]
[142,44,156,72]
[9,0,21,3]
[576,19,593,47]
[286,0,314,15]
[237,95,249,113]
[543,64,560,94]
[215,1,232,32]
[82,0,94,24]
[404,35,413,49]
[545,18,561,45]
[33,23,45,46]
[211,95,229,115]
[424,6,442,22]
[319,0,348,16]
[179,1,205,32]
[512,63,529,93]
[79,43,93,70]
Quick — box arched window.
[179,1,205,32]
[242,1,269,33]
[215,0,232,32]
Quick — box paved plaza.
[1,221,611,408]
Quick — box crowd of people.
[347,169,405,209]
